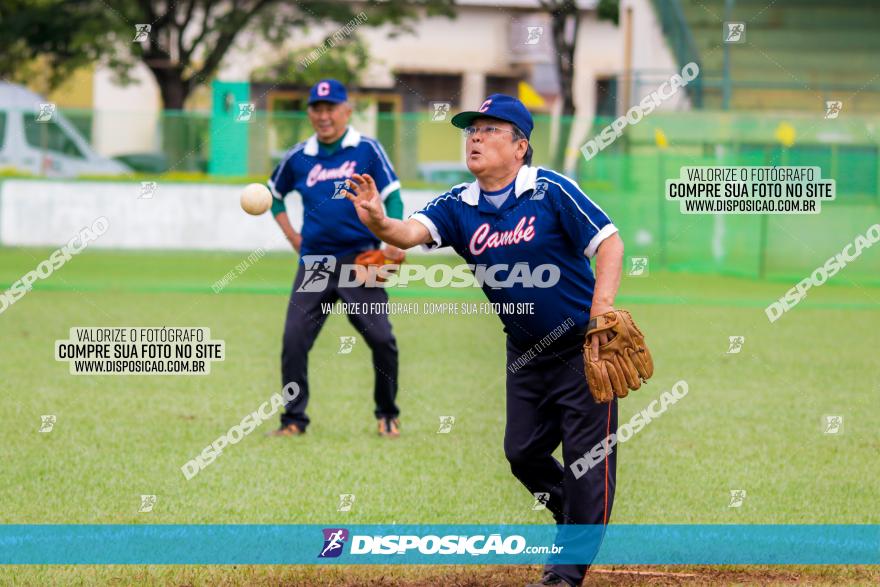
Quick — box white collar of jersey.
[459,165,538,206]
[302,127,362,156]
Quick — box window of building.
[485,75,520,98]
[596,77,618,118]
[394,73,463,112]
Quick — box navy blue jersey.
[411,165,618,345]
[268,128,400,259]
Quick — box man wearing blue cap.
[267,79,406,438]
[343,94,626,586]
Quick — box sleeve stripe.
[374,140,396,176]
[410,184,469,250]
[267,178,282,200]
[423,184,468,210]
[542,178,603,233]
[364,138,395,185]
[422,193,457,211]
[269,143,305,198]
[543,169,613,218]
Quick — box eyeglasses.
[462,125,518,139]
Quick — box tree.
[0,0,455,110]
[540,0,619,170]
[0,0,134,92]
[543,1,579,129]
[251,35,371,151]
[251,35,370,88]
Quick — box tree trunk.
[553,68,576,172]
[151,67,190,110]
[149,66,193,170]
[551,6,578,172]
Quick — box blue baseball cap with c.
[308,79,348,105]
[451,94,534,139]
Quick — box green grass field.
[1,246,878,585]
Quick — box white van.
[0,82,130,177]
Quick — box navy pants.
[280,253,399,431]
[504,332,618,586]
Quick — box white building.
[83,0,685,168]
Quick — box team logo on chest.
[306,160,356,187]
[469,216,536,255]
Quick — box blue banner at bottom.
[1,525,878,565]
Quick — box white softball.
[240,183,272,215]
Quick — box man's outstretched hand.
[344,174,387,231]
[343,173,432,250]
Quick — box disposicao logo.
[319,528,349,558]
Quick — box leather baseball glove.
[354,249,406,266]
[355,249,387,266]
[583,309,654,403]
[354,249,406,283]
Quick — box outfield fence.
[4,108,879,284]
[578,112,880,284]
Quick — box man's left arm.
[551,174,652,398]
[589,233,624,356]
[549,173,623,353]
[590,233,624,318]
